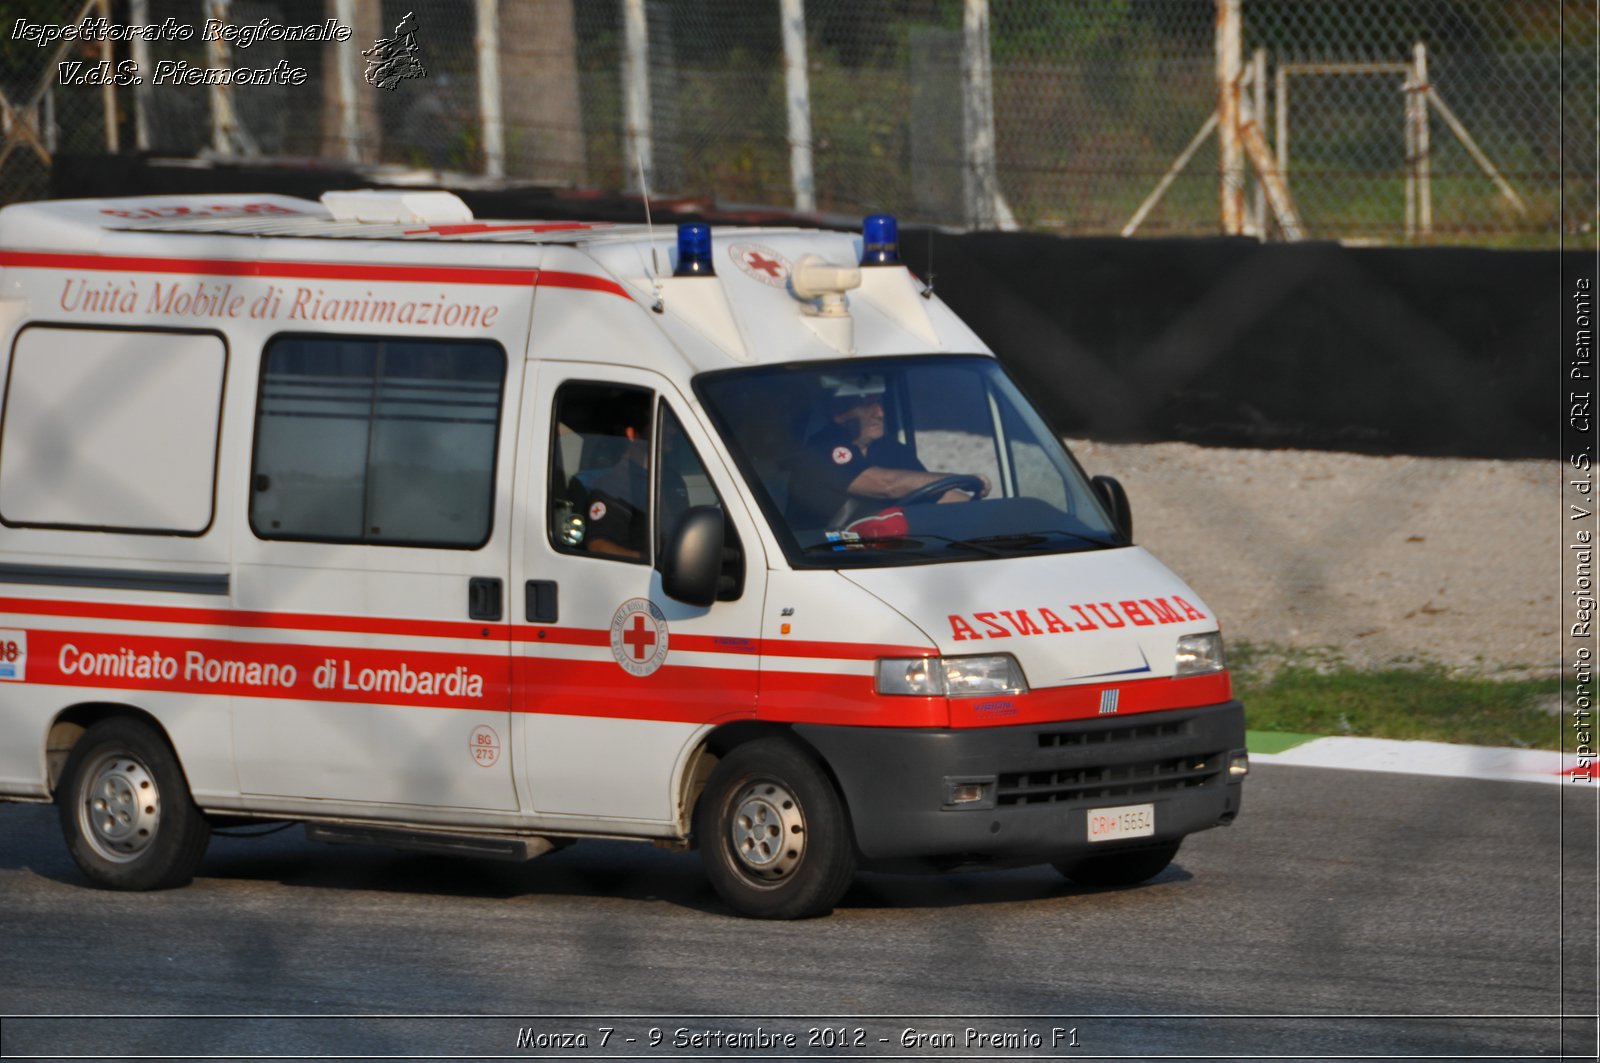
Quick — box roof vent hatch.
[319,190,474,225]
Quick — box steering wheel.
[896,474,985,508]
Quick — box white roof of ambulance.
[0,192,990,376]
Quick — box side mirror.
[1092,475,1133,541]
[661,506,724,606]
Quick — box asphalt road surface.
[1,764,1595,1061]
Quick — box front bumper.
[795,699,1245,868]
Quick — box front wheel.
[695,738,855,919]
[1053,840,1180,888]
[57,718,210,890]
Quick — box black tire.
[1053,839,1181,888]
[56,718,210,891]
[695,737,855,919]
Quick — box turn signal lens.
[947,782,989,804]
[876,657,942,696]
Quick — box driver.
[584,406,652,559]
[785,374,990,528]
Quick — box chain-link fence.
[0,0,1592,245]
[1244,0,1591,244]
[1,0,120,205]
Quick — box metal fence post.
[962,0,998,230]
[780,0,815,214]
[1274,62,1288,188]
[1216,0,1244,235]
[1413,41,1431,236]
[206,0,234,156]
[335,0,361,162]
[477,0,505,178]
[623,0,653,193]
[203,0,256,157]
[129,0,152,151]
[42,87,56,156]
[98,0,119,153]
[1250,47,1267,236]
[1404,66,1416,239]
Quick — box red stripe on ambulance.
[1,595,918,660]
[512,657,754,725]
[0,250,630,299]
[5,596,1229,727]
[0,595,507,643]
[758,669,947,728]
[945,672,1232,729]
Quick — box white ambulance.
[0,191,1245,918]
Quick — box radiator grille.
[1036,719,1186,748]
[997,751,1225,806]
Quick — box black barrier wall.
[899,230,1563,460]
[47,157,1565,459]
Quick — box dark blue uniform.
[785,422,925,528]
[585,459,649,555]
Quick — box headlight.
[1175,632,1226,676]
[876,654,1028,696]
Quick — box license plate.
[1086,802,1155,843]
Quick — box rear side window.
[0,325,226,535]
[250,335,504,548]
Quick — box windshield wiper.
[909,533,1009,557]
[823,533,1021,558]
[800,529,1117,558]
[806,533,1010,558]
[941,529,1119,553]
[800,536,931,554]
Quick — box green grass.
[1230,643,1567,750]
[1245,730,1324,755]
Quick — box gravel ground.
[1065,439,1556,679]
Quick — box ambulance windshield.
[696,356,1123,567]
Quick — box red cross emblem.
[728,243,790,287]
[745,251,783,277]
[609,598,669,676]
[622,614,656,660]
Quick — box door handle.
[526,580,558,623]
[468,577,503,621]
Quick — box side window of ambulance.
[654,403,708,557]
[657,403,744,600]
[548,383,654,563]
[0,325,225,535]
[250,335,505,547]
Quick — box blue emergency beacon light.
[861,213,900,266]
[674,223,715,276]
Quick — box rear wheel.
[57,718,210,890]
[1053,840,1180,888]
[695,738,855,919]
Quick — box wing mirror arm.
[1092,475,1133,542]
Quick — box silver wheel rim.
[727,779,805,881]
[77,751,161,863]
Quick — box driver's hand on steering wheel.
[939,473,990,503]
